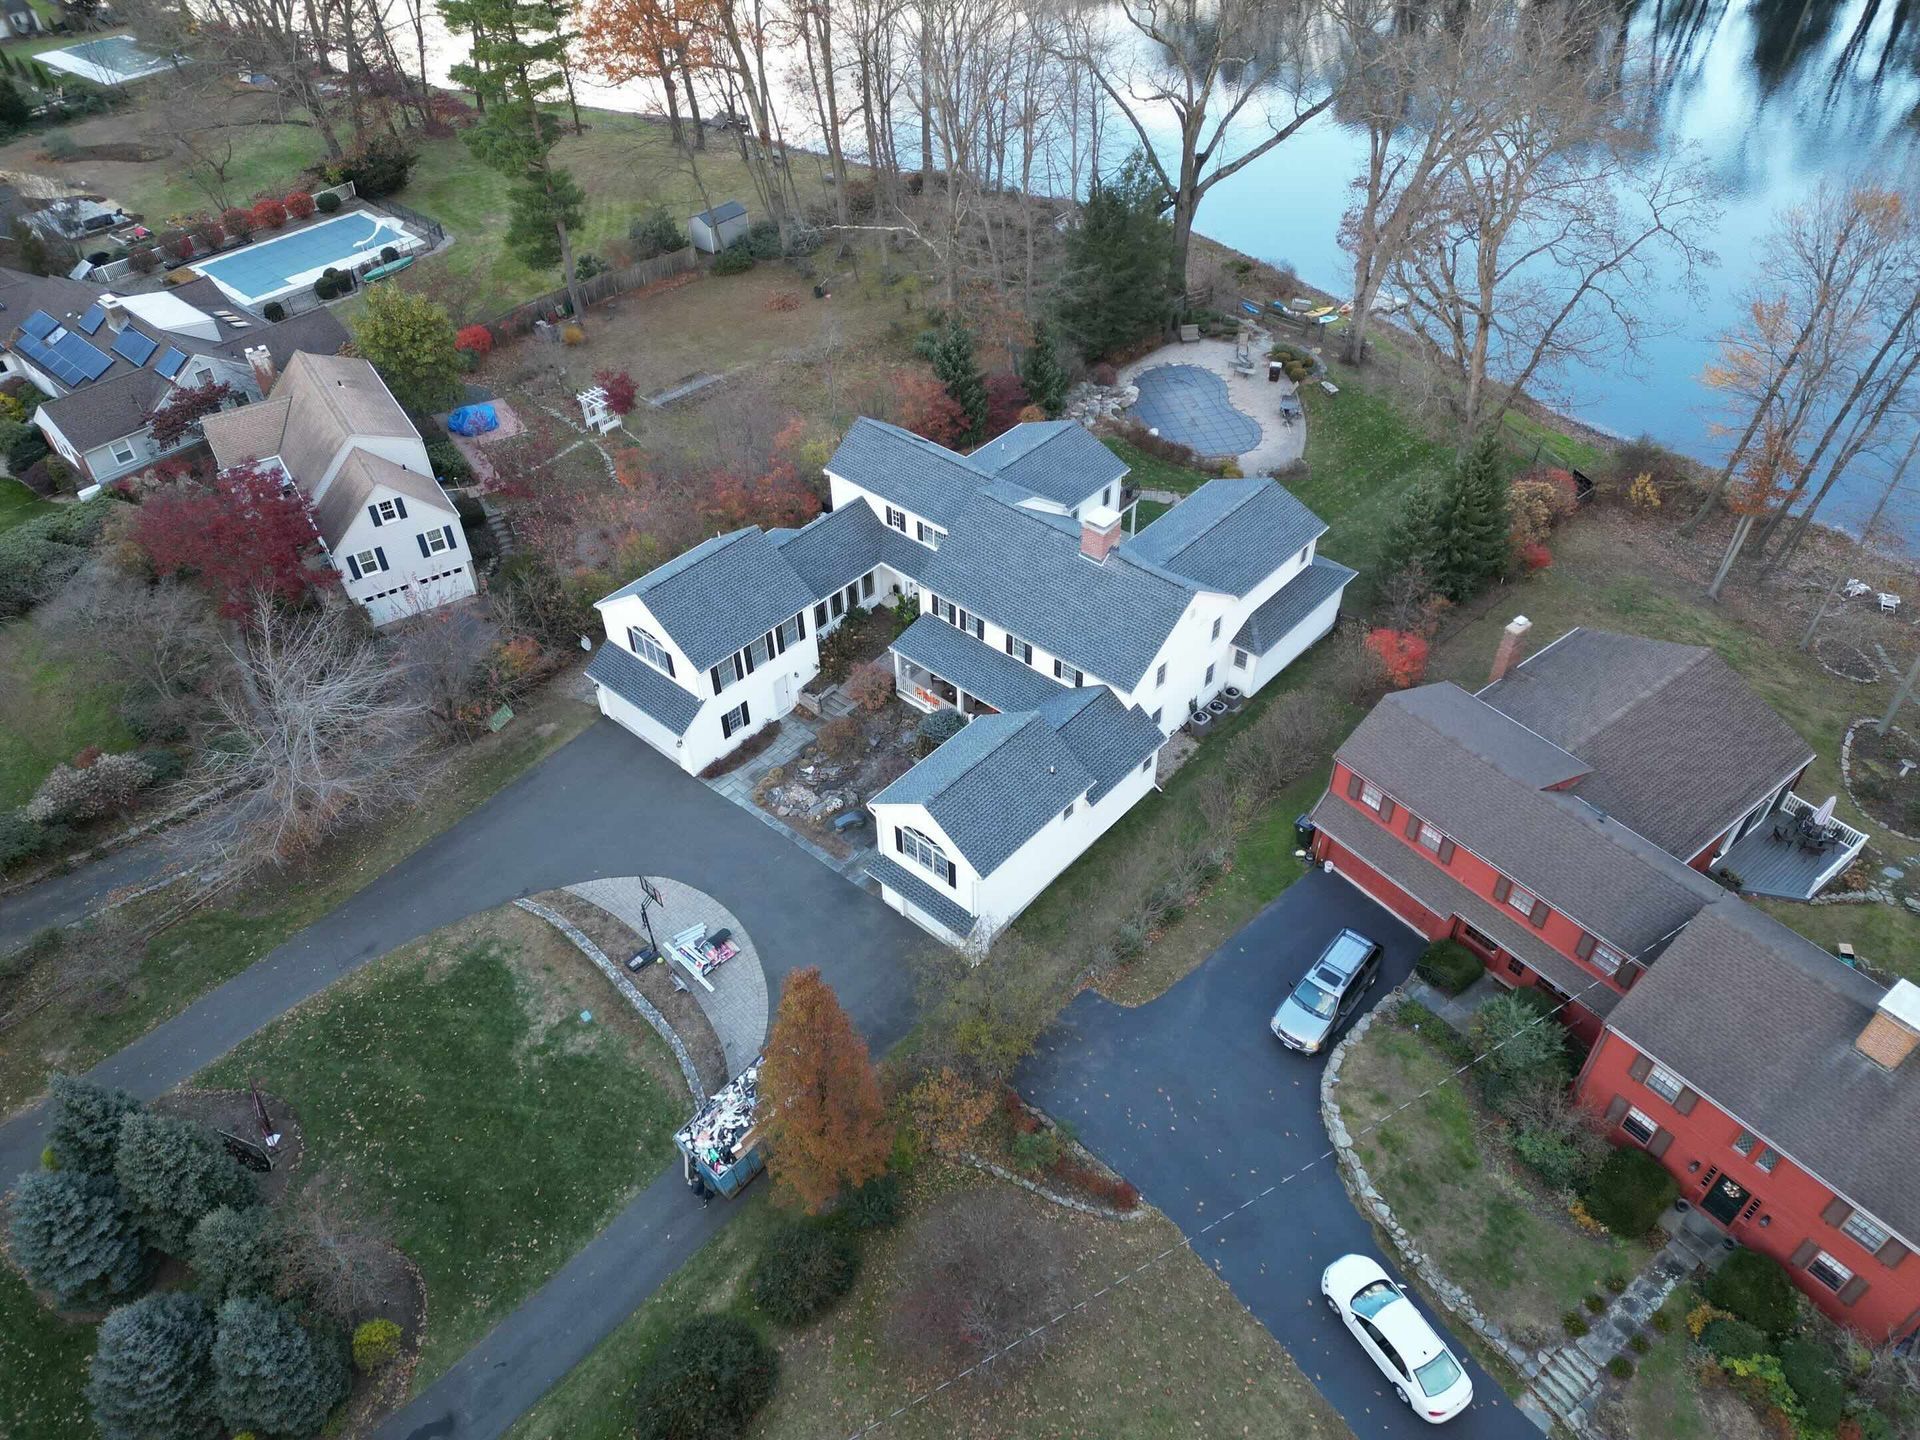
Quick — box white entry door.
[773,672,794,716]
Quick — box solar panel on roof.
[21,310,58,340]
[110,329,157,367]
[56,332,112,380]
[77,304,105,334]
[155,346,187,378]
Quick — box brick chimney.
[244,344,276,395]
[1855,979,1920,1070]
[1489,614,1533,685]
[1080,504,1124,564]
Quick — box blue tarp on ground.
[448,403,498,436]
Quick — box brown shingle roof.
[1336,684,1719,954]
[1480,629,1814,859]
[36,366,169,451]
[1610,900,1920,1245]
[203,396,290,470]
[271,352,417,485]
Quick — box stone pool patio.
[1119,334,1309,475]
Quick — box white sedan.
[1321,1254,1474,1424]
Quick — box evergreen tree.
[759,967,893,1213]
[1055,152,1177,362]
[8,1169,150,1308]
[46,1073,144,1176]
[1018,323,1070,418]
[114,1111,256,1255]
[1426,431,1513,600]
[188,1206,278,1303]
[86,1292,220,1440]
[0,75,31,130]
[212,1296,350,1439]
[927,316,988,446]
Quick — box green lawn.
[509,1167,1354,1440]
[0,622,134,810]
[0,478,55,534]
[1103,435,1215,496]
[0,1262,94,1440]
[1623,1287,1710,1440]
[1132,496,1171,528]
[118,124,330,227]
[201,905,682,1387]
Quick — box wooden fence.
[478,247,700,339]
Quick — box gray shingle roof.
[1480,629,1815,860]
[1610,900,1920,1243]
[1234,556,1357,654]
[596,529,815,673]
[919,490,1193,688]
[37,365,169,450]
[1337,684,1719,953]
[1310,795,1622,1020]
[865,854,977,938]
[1121,479,1328,596]
[772,502,889,598]
[968,421,1129,508]
[892,615,1066,713]
[586,641,703,735]
[1037,687,1164,802]
[825,417,991,528]
[874,711,1092,876]
[694,200,747,225]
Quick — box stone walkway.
[700,707,877,880]
[565,875,769,1077]
[1522,1241,1694,1436]
[1119,335,1307,475]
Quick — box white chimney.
[1856,979,1920,1071]
[244,344,276,395]
[99,295,128,332]
[1489,615,1533,685]
[1080,504,1124,564]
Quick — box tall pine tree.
[927,316,988,446]
[759,968,892,1214]
[212,1297,350,1438]
[46,1073,144,1176]
[87,1292,220,1440]
[443,0,588,320]
[1018,322,1070,418]
[1399,432,1514,601]
[9,1170,151,1308]
[1055,152,1177,362]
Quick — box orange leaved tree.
[759,967,892,1213]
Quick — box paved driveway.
[1019,870,1539,1440]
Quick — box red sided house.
[1310,619,1914,1339]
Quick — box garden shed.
[688,201,749,254]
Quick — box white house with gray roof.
[586,415,1354,945]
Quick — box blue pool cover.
[195,213,415,304]
[1128,364,1262,459]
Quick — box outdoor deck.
[1719,796,1868,900]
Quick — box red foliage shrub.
[221,207,254,240]
[889,369,968,447]
[250,198,288,231]
[132,461,334,616]
[454,324,494,357]
[593,367,638,415]
[982,372,1031,441]
[168,232,195,261]
[74,745,102,769]
[197,220,225,250]
[1090,362,1118,387]
[1365,628,1430,688]
[144,379,238,449]
[284,190,315,220]
[1520,541,1554,572]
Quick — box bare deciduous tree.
[273,1168,397,1325]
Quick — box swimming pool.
[37,36,176,86]
[194,213,420,308]
[1128,364,1263,460]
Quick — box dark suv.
[1270,928,1382,1054]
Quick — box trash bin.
[1268,360,1282,383]
[1294,814,1317,848]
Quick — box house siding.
[331,488,477,626]
[1579,1030,1920,1341]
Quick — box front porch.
[1717,792,1868,900]
[893,655,998,718]
[887,614,1067,718]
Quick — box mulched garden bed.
[756,705,921,855]
[978,1089,1140,1213]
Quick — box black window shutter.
[795,610,806,639]
[711,666,724,696]
[346,553,362,579]
[1005,634,1014,656]
[1492,876,1512,903]
[744,643,756,674]
[722,709,734,739]
[416,532,431,558]
[740,701,749,727]
[443,524,456,549]
[945,858,956,887]
[373,546,387,571]
[1437,838,1455,864]
[1379,797,1396,825]
[394,497,408,519]
[814,602,827,627]
[662,651,674,677]
[894,827,905,854]
[1576,934,1597,959]
[774,624,786,655]
[367,503,382,527]
[1403,811,1422,840]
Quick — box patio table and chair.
[1772,796,1845,854]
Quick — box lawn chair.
[1880,592,1902,615]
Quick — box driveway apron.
[1019,870,1541,1440]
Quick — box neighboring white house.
[0,266,348,485]
[688,201,750,253]
[202,352,476,627]
[587,414,1355,947]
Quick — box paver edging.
[1319,991,1537,1378]
[953,1152,1148,1222]
[512,897,706,1102]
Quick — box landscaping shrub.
[1650,1307,1675,1334]
[1627,1332,1651,1354]
[632,1315,778,1440]
[1704,1250,1800,1337]
[87,1292,218,1440]
[8,421,49,472]
[0,807,58,871]
[1583,1293,1607,1314]
[592,367,638,414]
[426,439,472,484]
[315,190,342,214]
[322,134,415,196]
[21,454,72,495]
[454,323,494,357]
[250,198,287,231]
[262,301,286,322]
[133,748,186,786]
[819,714,863,762]
[712,245,757,276]
[1090,362,1118,386]
[840,1172,902,1231]
[1579,1147,1678,1239]
[916,706,967,754]
[115,1110,257,1254]
[749,1223,861,1325]
[1606,1355,1634,1379]
[26,753,157,824]
[351,1318,403,1372]
[744,218,783,260]
[188,1206,277,1302]
[1512,1129,1586,1191]
[1415,939,1481,995]
[8,1169,151,1307]
[1779,1339,1847,1429]
[211,1296,350,1438]
[0,500,106,618]
[1010,1128,1063,1173]
[560,322,586,345]
[845,659,895,711]
[284,190,315,220]
[47,1074,145,1175]
[630,206,684,259]
[1562,1311,1589,1337]
[574,251,608,280]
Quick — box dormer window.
[628,625,675,677]
[1053,659,1083,687]
[1004,633,1033,665]
[916,520,939,548]
[885,505,907,532]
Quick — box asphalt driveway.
[1019,869,1540,1440]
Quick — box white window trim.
[1620,1107,1658,1146]
[629,625,673,674]
[1807,1251,1852,1292]
[1417,822,1443,853]
[1590,941,1626,976]
[1233,648,1249,670]
[1360,782,1383,812]
[1505,882,1539,918]
[1645,1066,1684,1104]
[901,825,947,880]
[352,548,382,575]
[1840,1209,1890,1253]
[424,527,452,554]
[375,498,401,522]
